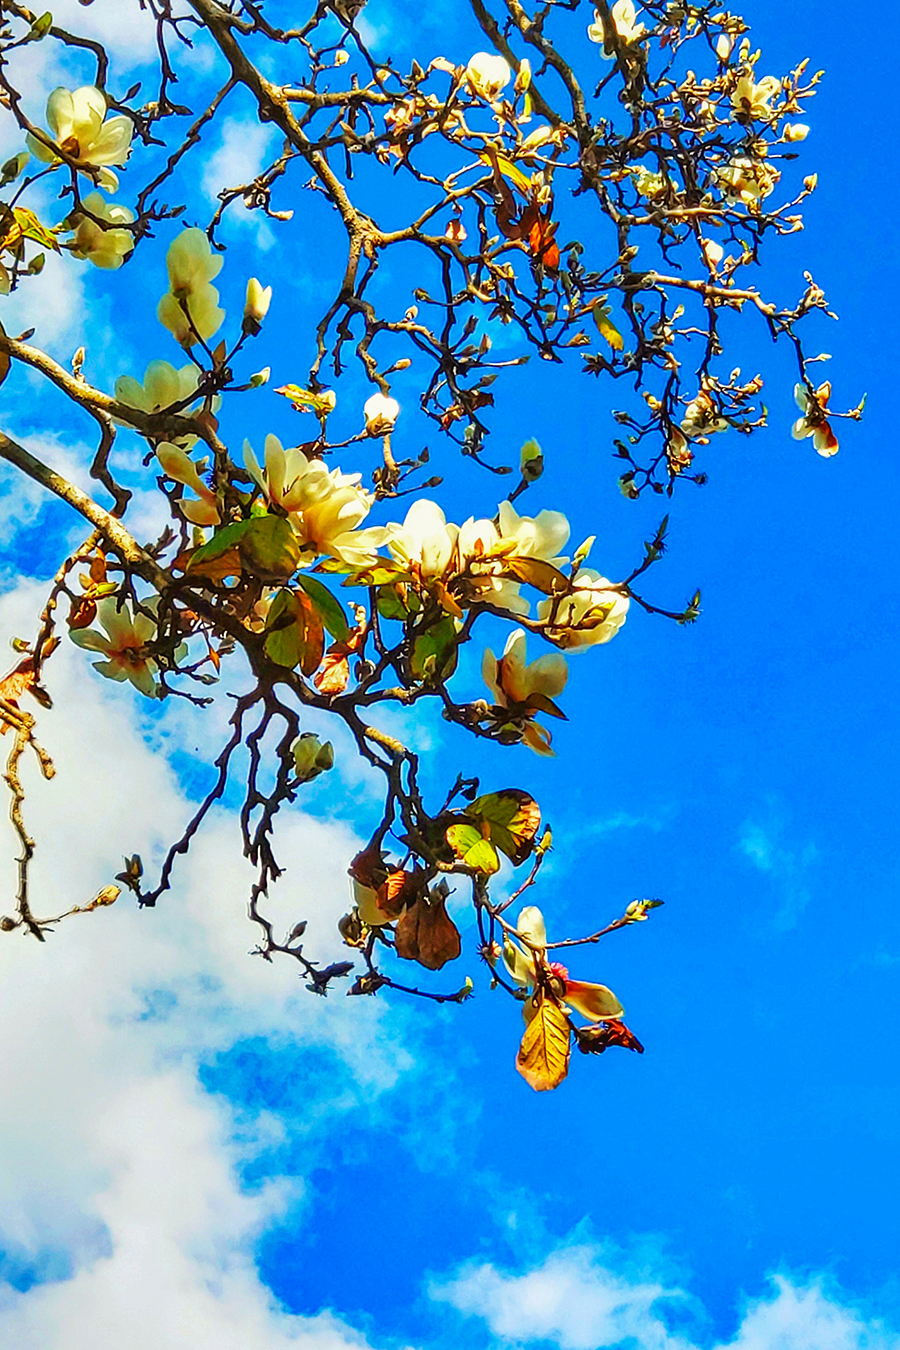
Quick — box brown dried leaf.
[395,893,461,970]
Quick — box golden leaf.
[516,996,571,1091]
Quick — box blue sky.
[0,1,898,1346]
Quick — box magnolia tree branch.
[0,0,855,1090]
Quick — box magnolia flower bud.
[334,49,350,66]
[0,151,29,186]
[783,123,810,142]
[519,437,543,483]
[364,391,400,435]
[514,59,532,95]
[249,367,270,388]
[243,276,272,334]
[291,733,334,783]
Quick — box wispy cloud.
[739,798,819,931]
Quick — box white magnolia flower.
[157,229,225,348]
[497,499,570,564]
[631,164,669,199]
[26,86,133,186]
[731,73,781,122]
[588,1,646,55]
[244,435,385,566]
[363,391,400,434]
[501,905,625,1021]
[243,276,272,331]
[464,52,511,101]
[714,156,779,205]
[681,390,728,438]
[156,442,219,526]
[482,628,568,756]
[69,597,176,698]
[537,569,629,649]
[700,237,725,270]
[67,192,133,269]
[792,382,839,457]
[115,360,202,415]
[387,499,459,579]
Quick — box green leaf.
[376,586,410,622]
[410,615,458,684]
[445,822,501,875]
[13,206,59,252]
[263,587,324,673]
[240,514,301,582]
[186,518,253,574]
[296,573,350,642]
[467,789,541,866]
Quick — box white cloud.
[202,116,278,245]
[739,798,819,930]
[0,576,411,1347]
[434,1246,900,1350]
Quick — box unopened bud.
[291,733,334,782]
[242,277,272,335]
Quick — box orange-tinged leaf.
[466,789,541,866]
[516,996,571,1091]
[0,639,58,714]
[315,648,350,693]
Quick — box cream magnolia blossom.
[67,193,134,269]
[731,73,781,121]
[26,85,133,188]
[388,499,459,578]
[588,1,646,54]
[454,515,526,614]
[681,390,728,437]
[244,434,386,566]
[115,360,202,416]
[715,155,779,205]
[157,228,225,347]
[497,500,570,565]
[156,442,219,526]
[363,391,400,434]
[68,598,178,698]
[537,569,630,649]
[792,382,839,457]
[482,628,567,755]
[464,52,511,101]
[631,164,668,199]
[700,237,725,270]
[502,905,625,1022]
